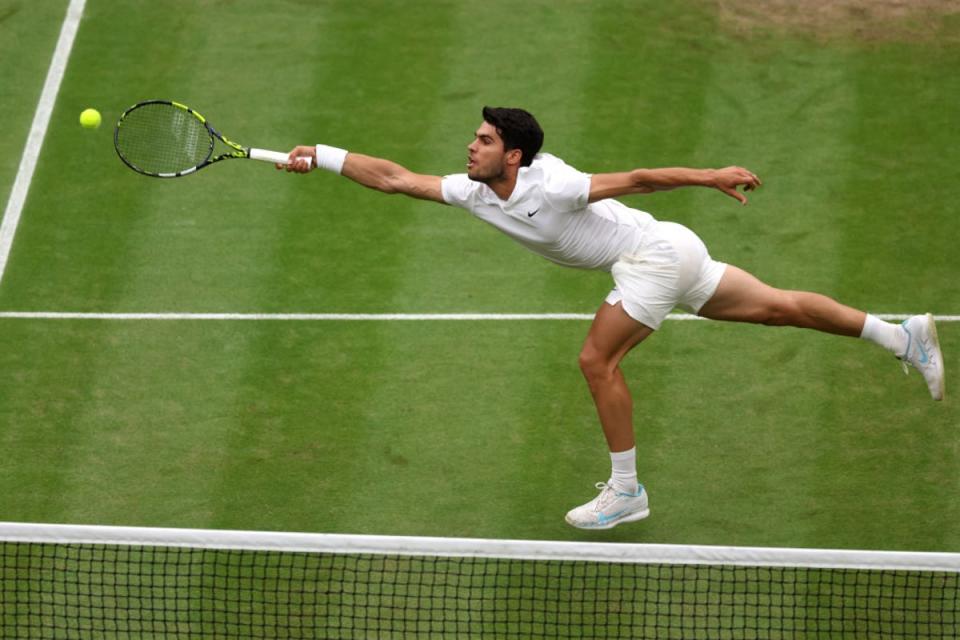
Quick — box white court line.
[0,0,86,286]
[0,312,957,322]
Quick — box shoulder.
[528,154,591,210]
[532,153,588,175]
[530,154,591,191]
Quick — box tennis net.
[1,521,958,639]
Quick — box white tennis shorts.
[605,221,727,330]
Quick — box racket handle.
[249,148,313,169]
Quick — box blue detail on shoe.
[902,319,932,365]
[597,510,627,526]
[901,319,913,360]
[594,485,646,526]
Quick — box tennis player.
[281,107,945,530]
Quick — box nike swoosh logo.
[526,208,540,218]
[596,509,626,525]
[903,323,932,366]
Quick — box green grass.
[0,0,958,556]
[0,0,69,208]
[1,318,957,551]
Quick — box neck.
[487,168,519,200]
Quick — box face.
[466,121,517,183]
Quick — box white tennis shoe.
[565,482,649,530]
[899,313,945,401]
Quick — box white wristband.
[315,144,348,174]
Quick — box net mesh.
[2,536,958,639]
[114,102,213,175]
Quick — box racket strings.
[115,103,213,175]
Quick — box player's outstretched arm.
[282,144,445,203]
[589,166,761,205]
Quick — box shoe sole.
[925,313,945,401]
[565,507,650,530]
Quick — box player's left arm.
[588,166,761,205]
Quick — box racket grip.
[249,148,312,169]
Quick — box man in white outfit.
[282,107,944,530]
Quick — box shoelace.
[591,482,618,512]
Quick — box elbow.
[376,173,408,195]
[366,175,400,194]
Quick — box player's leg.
[577,300,654,453]
[566,299,652,530]
[566,258,679,531]
[697,265,866,336]
[698,265,944,400]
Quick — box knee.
[578,346,615,384]
[758,294,802,326]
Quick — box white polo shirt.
[441,153,656,271]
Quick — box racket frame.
[114,100,290,178]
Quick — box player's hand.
[712,166,761,204]
[278,145,317,173]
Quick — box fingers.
[724,186,748,205]
[742,168,762,190]
[292,156,314,172]
[728,166,760,189]
[720,166,761,204]
[279,145,317,174]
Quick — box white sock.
[860,314,907,356]
[609,447,638,494]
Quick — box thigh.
[697,265,789,323]
[582,301,655,366]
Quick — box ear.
[505,148,523,167]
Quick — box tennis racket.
[114,100,309,178]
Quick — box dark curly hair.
[481,106,544,167]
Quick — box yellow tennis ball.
[79,108,101,129]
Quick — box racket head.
[114,100,217,177]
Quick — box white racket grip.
[249,148,313,169]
